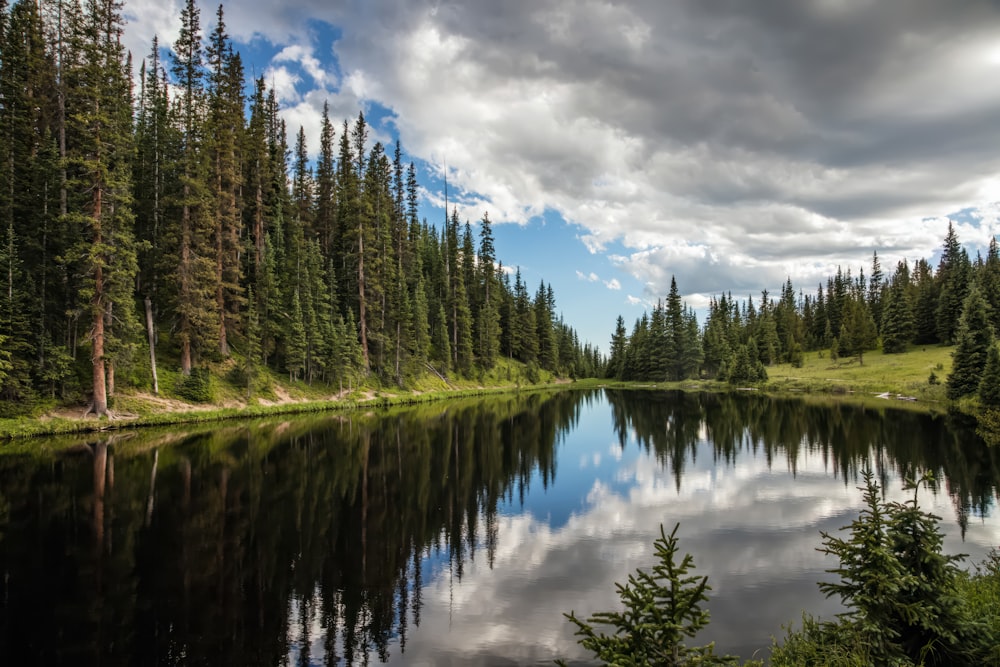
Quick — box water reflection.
[1,389,998,665]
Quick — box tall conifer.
[68,0,140,413]
[947,285,993,400]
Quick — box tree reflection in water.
[0,389,996,665]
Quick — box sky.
[121,0,1000,351]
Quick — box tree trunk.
[91,184,108,417]
[145,296,158,394]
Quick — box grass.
[0,344,966,442]
[764,345,953,404]
[0,354,573,441]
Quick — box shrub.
[175,367,214,403]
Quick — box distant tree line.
[607,222,1000,402]
[0,0,602,416]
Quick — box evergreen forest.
[3,0,1000,424]
[0,0,602,418]
[605,222,1000,408]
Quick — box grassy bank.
[0,345,963,441]
[594,346,955,413]
[0,356,575,441]
[763,345,953,405]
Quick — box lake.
[1,388,998,665]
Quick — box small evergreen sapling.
[817,470,992,666]
[560,523,737,666]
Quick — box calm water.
[2,389,999,666]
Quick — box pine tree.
[880,265,913,354]
[819,470,992,666]
[67,0,140,414]
[244,285,261,400]
[315,102,336,256]
[946,284,993,400]
[839,297,877,364]
[134,38,174,318]
[607,315,628,380]
[205,5,244,357]
[431,302,450,372]
[982,237,1000,335]
[561,524,737,666]
[535,280,557,371]
[511,267,537,364]
[679,307,703,379]
[442,208,473,374]
[868,251,884,334]
[475,212,500,368]
[409,271,431,372]
[339,113,371,370]
[286,289,306,381]
[169,0,217,374]
[340,308,364,390]
[243,78,271,296]
[978,343,1000,408]
[3,0,66,387]
[936,223,972,345]
[665,276,686,379]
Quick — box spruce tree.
[881,262,914,354]
[978,343,1000,409]
[315,102,336,256]
[838,297,877,364]
[868,250,884,333]
[409,272,431,372]
[679,307,703,379]
[979,344,1000,409]
[0,0,56,401]
[561,524,737,666]
[535,280,557,371]
[67,0,140,414]
[607,315,628,380]
[206,5,244,357]
[665,276,687,379]
[169,0,217,374]
[912,259,939,345]
[819,470,992,666]
[946,284,994,400]
[936,222,971,345]
[982,237,1000,335]
[286,289,306,381]
[244,285,261,400]
[475,213,500,368]
[134,38,174,318]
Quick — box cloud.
[576,271,600,282]
[272,44,337,88]
[626,295,643,306]
[604,278,621,290]
[263,65,302,104]
[353,441,998,664]
[124,0,1000,304]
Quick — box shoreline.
[0,345,978,442]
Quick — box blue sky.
[122,0,1000,350]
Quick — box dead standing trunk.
[145,296,158,394]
